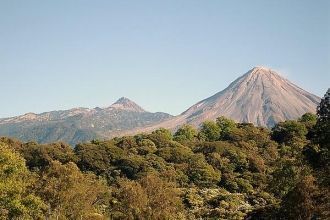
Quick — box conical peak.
[110,97,146,112]
[253,66,270,71]
[244,66,285,81]
[178,66,320,129]
[114,97,133,104]
[250,66,272,74]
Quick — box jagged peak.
[114,97,133,104]
[109,97,146,112]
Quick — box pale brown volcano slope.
[136,66,320,133]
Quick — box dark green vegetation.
[0,90,329,220]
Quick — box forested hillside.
[0,90,329,220]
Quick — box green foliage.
[151,128,173,141]
[19,142,78,170]
[314,89,330,170]
[302,89,330,219]
[187,153,221,187]
[216,116,237,140]
[111,174,185,219]
[272,120,307,146]
[199,120,221,141]
[111,178,147,219]
[157,145,193,163]
[299,112,317,129]
[0,143,46,219]
[227,123,271,148]
[0,109,327,219]
[183,188,251,219]
[136,138,157,155]
[75,141,123,177]
[117,155,146,179]
[279,175,319,220]
[174,124,197,142]
[268,159,301,198]
[35,161,110,219]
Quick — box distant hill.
[0,97,172,145]
[134,66,320,133]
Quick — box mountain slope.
[135,66,320,132]
[0,97,172,145]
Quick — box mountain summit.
[109,97,146,112]
[138,66,320,131]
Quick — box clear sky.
[0,0,329,118]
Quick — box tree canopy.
[1,90,329,219]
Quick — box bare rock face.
[139,66,320,132]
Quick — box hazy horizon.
[1,0,329,118]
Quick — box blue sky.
[0,0,329,118]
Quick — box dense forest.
[0,90,329,220]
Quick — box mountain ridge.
[0,66,321,143]
[0,98,173,145]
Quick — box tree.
[279,175,319,220]
[187,153,221,186]
[198,121,221,141]
[75,142,123,176]
[136,139,157,155]
[269,159,301,198]
[271,120,307,147]
[111,178,148,219]
[148,128,174,148]
[112,175,185,219]
[299,113,317,128]
[216,116,236,140]
[35,161,110,219]
[19,142,78,170]
[308,89,330,216]
[0,143,46,219]
[139,175,185,219]
[157,145,193,164]
[151,128,173,141]
[314,89,330,167]
[174,124,197,142]
[117,155,146,179]
[299,113,318,141]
